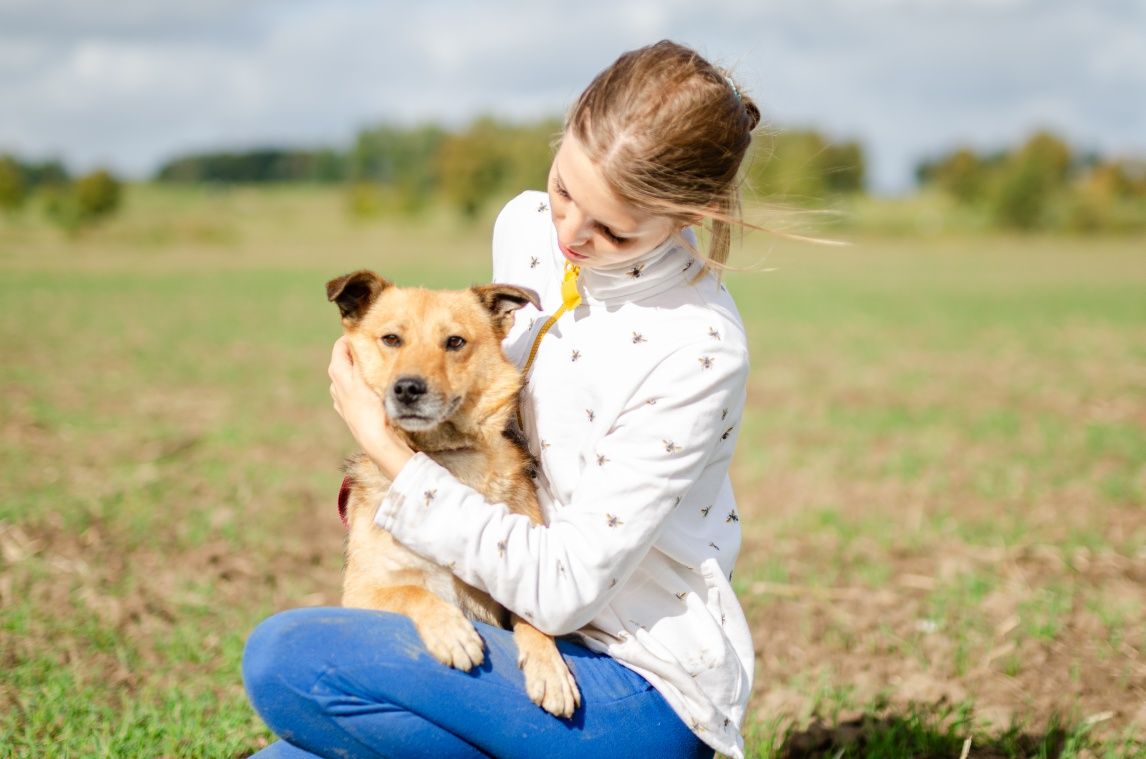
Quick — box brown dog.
[326,270,580,718]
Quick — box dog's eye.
[444,335,467,351]
[381,334,402,347]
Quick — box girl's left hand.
[328,336,415,479]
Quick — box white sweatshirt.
[375,191,754,757]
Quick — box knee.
[242,608,330,715]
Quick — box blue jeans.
[242,607,712,759]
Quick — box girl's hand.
[328,336,415,480]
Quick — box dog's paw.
[519,645,581,719]
[416,605,485,671]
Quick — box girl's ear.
[470,284,542,339]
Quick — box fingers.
[328,336,353,379]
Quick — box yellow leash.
[522,261,580,378]
[517,261,580,431]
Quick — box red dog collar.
[337,475,351,528]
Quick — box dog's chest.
[347,513,462,606]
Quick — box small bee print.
[557,560,566,574]
[586,409,596,422]
[663,440,681,454]
[675,591,687,601]
[571,349,581,362]
[722,426,734,440]
[700,505,712,517]
[645,397,658,405]
[497,540,508,557]
[609,578,617,588]
[723,718,731,728]
[721,408,728,420]
[423,489,437,506]
[530,256,540,269]
[709,541,721,551]
[682,259,694,272]
[537,202,548,212]
[708,327,720,340]
[726,511,739,523]
[673,496,682,507]
[606,513,623,527]
[721,612,727,625]
[632,332,646,344]
[699,356,714,369]
[628,264,644,278]
[528,317,537,330]
[596,454,608,466]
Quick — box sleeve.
[491,191,540,284]
[374,337,749,635]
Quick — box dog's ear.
[326,271,391,323]
[470,284,542,339]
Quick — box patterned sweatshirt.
[375,190,754,757]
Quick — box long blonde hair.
[563,40,762,268]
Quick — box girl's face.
[547,132,678,269]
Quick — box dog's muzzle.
[385,375,456,431]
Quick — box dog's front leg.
[346,584,486,671]
[511,616,581,718]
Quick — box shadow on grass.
[774,713,1070,759]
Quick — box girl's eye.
[445,335,467,351]
[381,334,401,347]
[601,227,627,245]
[553,181,571,199]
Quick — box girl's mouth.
[559,243,588,262]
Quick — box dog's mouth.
[385,391,462,432]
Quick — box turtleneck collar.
[563,231,700,306]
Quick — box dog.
[327,270,580,718]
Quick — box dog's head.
[326,270,539,436]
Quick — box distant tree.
[156,148,346,183]
[437,119,511,218]
[916,147,989,204]
[434,117,557,218]
[74,169,122,219]
[992,131,1073,230]
[22,159,70,188]
[44,168,123,232]
[746,129,866,200]
[0,154,28,212]
[348,123,447,212]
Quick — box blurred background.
[2,2,1144,756]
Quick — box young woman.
[244,40,763,759]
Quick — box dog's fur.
[327,270,580,718]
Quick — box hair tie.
[725,76,741,102]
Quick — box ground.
[1,186,1143,756]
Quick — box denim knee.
[242,608,326,718]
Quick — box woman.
[244,39,762,759]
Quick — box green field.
[2,186,1144,757]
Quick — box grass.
[2,184,1145,756]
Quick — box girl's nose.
[557,206,591,248]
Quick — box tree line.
[0,155,122,232]
[916,131,1146,232]
[5,118,1142,233]
[149,118,867,220]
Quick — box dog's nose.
[392,376,428,405]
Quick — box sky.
[1,0,1143,193]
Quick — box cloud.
[1,0,1142,191]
